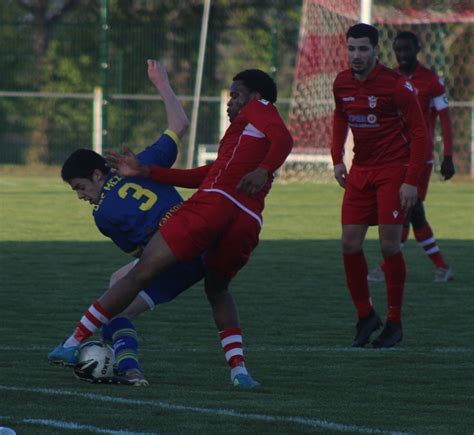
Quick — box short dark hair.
[346,23,379,47]
[393,31,420,49]
[61,148,109,182]
[232,69,277,103]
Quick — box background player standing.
[332,24,428,348]
[367,31,455,284]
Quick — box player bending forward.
[48,60,204,386]
[54,68,293,388]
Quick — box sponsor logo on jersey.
[342,96,355,102]
[404,81,414,92]
[348,114,380,128]
[392,210,399,219]
[368,95,377,108]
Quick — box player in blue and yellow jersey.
[48,60,204,386]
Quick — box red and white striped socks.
[414,224,449,269]
[63,300,112,347]
[219,327,248,379]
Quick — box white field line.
[0,385,411,435]
[0,415,157,434]
[0,344,473,354]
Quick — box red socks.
[383,252,406,323]
[343,251,372,318]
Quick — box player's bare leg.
[205,272,240,330]
[373,224,405,348]
[341,225,382,347]
[99,231,177,314]
[205,271,259,388]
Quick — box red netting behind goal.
[288,0,473,177]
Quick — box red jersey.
[331,62,428,186]
[396,62,453,159]
[148,98,293,224]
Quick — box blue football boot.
[232,373,260,388]
[48,342,78,367]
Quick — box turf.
[0,174,473,434]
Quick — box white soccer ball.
[73,341,115,382]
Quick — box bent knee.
[380,240,400,257]
[341,238,363,254]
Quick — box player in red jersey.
[67,69,293,387]
[367,31,455,284]
[332,24,428,348]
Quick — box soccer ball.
[73,341,115,383]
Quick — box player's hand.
[399,183,418,214]
[147,59,169,90]
[440,156,455,180]
[236,167,269,197]
[333,163,347,188]
[105,146,150,178]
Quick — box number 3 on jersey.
[118,182,157,211]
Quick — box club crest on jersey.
[368,95,377,108]
[404,81,414,92]
[392,210,399,219]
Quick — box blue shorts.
[139,256,204,309]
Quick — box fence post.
[100,0,109,151]
[93,87,103,154]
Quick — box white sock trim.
[221,335,242,348]
[225,348,243,361]
[418,237,436,247]
[230,365,248,380]
[63,336,80,347]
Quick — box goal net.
[288,0,474,180]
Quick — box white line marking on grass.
[0,415,157,434]
[0,385,411,434]
[1,345,473,354]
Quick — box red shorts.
[417,163,433,201]
[342,165,407,225]
[160,190,261,281]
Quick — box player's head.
[61,149,110,205]
[346,23,379,77]
[393,31,420,71]
[227,69,277,122]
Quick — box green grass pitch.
[0,173,473,434]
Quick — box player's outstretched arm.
[147,59,189,139]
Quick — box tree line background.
[0,0,472,171]
[0,0,301,166]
